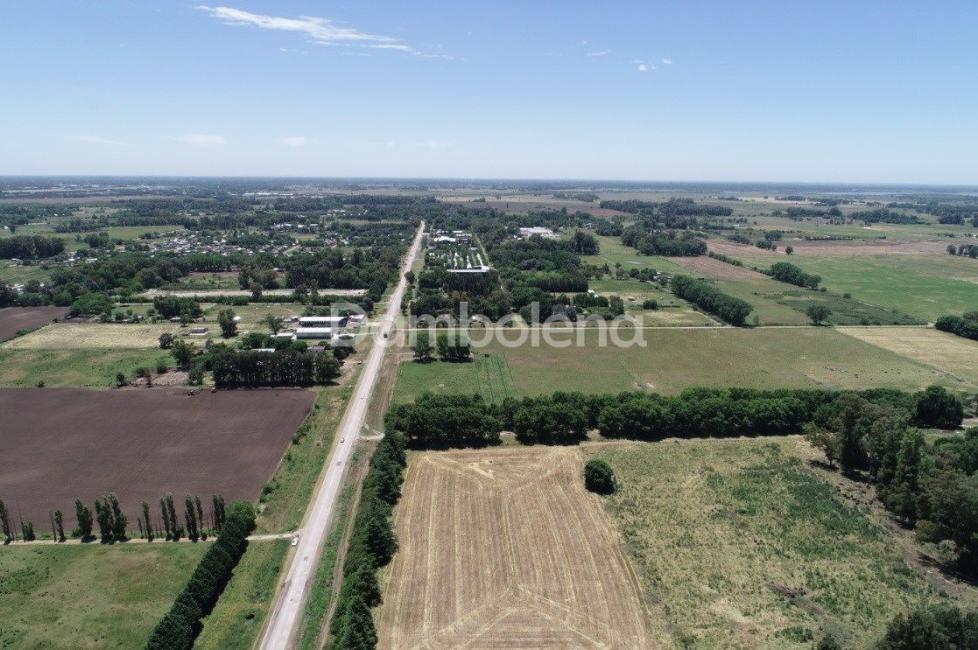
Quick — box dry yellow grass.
[376,446,651,649]
[3,322,180,349]
[838,326,978,388]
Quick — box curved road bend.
[259,222,424,649]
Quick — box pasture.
[393,327,970,400]
[0,387,315,526]
[376,446,650,648]
[0,543,206,649]
[0,348,170,387]
[590,438,967,648]
[839,326,978,388]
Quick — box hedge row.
[670,274,753,325]
[329,433,406,649]
[145,502,255,650]
[766,261,821,289]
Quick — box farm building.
[295,327,333,340]
[518,226,557,239]
[299,315,347,328]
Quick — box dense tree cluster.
[386,394,501,448]
[621,225,708,256]
[210,348,341,388]
[152,295,202,320]
[0,235,65,259]
[146,502,255,650]
[876,604,978,649]
[671,275,753,325]
[330,433,406,650]
[767,261,821,289]
[936,312,978,341]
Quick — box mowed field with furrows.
[376,446,652,649]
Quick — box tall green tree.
[0,499,12,543]
[142,502,154,542]
[53,510,65,542]
[217,308,237,338]
[74,499,93,541]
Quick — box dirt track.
[0,387,314,527]
[377,446,652,649]
[0,306,65,342]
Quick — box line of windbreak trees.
[599,198,733,218]
[329,432,406,650]
[0,493,229,545]
[146,502,255,650]
[209,348,342,388]
[385,385,963,449]
[936,311,978,341]
[671,275,753,325]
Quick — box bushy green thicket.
[386,394,501,448]
[935,312,978,341]
[329,433,407,650]
[876,604,978,649]
[145,502,255,650]
[767,261,821,289]
[671,275,753,325]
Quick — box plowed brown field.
[376,446,652,649]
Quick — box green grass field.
[394,352,517,404]
[0,543,206,649]
[0,348,171,387]
[393,327,972,400]
[589,438,970,648]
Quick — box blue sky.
[1,1,976,183]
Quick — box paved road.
[258,222,424,649]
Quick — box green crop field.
[588,438,974,648]
[0,348,171,387]
[394,352,517,404]
[0,543,206,649]
[392,326,972,401]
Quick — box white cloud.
[195,5,449,58]
[71,135,124,145]
[662,58,673,65]
[175,133,226,146]
[420,139,451,150]
[637,63,648,72]
[280,136,310,147]
[586,50,611,57]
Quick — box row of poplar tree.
[0,494,228,544]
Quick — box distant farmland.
[0,387,315,526]
[376,446,650,648]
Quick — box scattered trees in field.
[670,275,752,326]
[584,459,616,494]
[806,304,832,325]
[217,308,237,338]
[435,331,471,362]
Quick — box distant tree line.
[329,432,407,649]
[850,208,924,225]
[146,501,255,649]
[936,312,978,341]
[671,275,753,325]
[599,198,732,218]
[766,261,822,289]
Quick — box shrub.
[584,459,616,494]
[914,385,964,429]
